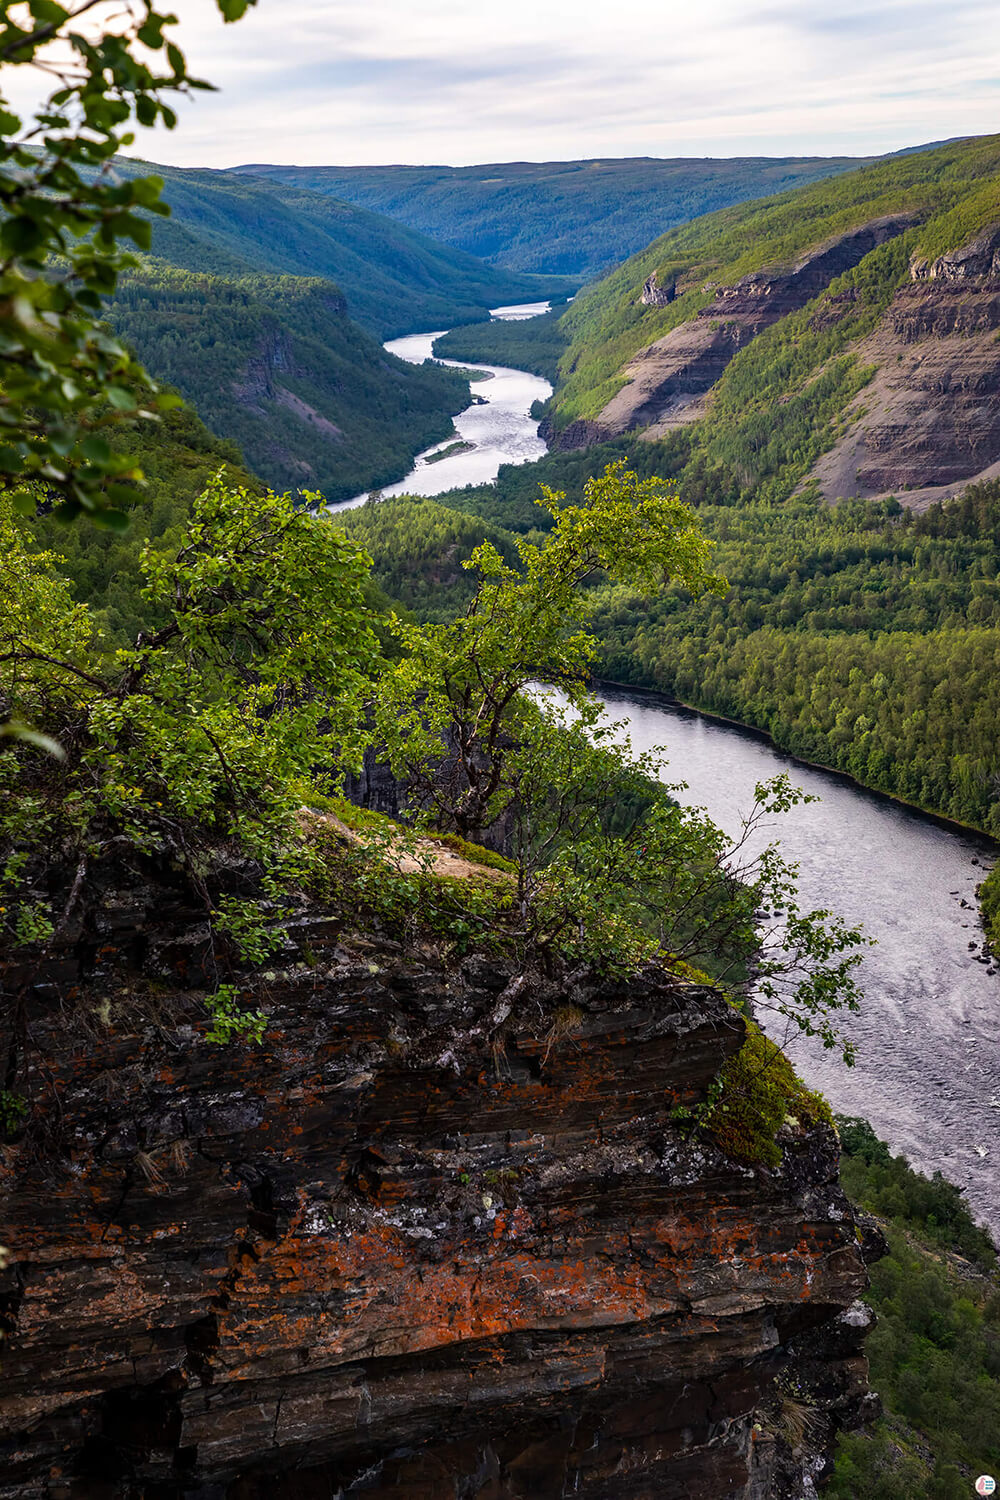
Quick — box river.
[333,301,553,509]
[594,686,1000,1233]
[335,304,1000,1232]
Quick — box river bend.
[333,306,1000,1232]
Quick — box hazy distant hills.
[228,156,880,277]
[122,160,570,338]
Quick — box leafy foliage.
[361,462,867,1031]
[0,479,380,952]
[26,390,257,649]
[431,455,1000,840]
[372,462,723,843]
[830,1118,1000,1499]
[0,0,254,522]
[203,984,267,1046]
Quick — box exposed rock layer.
[0,878,874,1498]
[550,215,916,449]
[813,225,1000,503]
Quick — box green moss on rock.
[707,1020,833,1168]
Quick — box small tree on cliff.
[374,460,725,838]
[372,461,866,1058]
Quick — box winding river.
[336,304,1000,1232]
[335,302,553,508]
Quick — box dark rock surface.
[0,881,875,1497]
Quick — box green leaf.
[216,0,258,18]
[79,436,112,464]
[28,1,69,22]
[106,386,137,411]
[91,507,130,532]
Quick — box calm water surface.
[595,687,1000,1232]
[333,302,552,508]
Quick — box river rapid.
[333,305,1000,1233]
[594,687,1000,1235]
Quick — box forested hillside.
[431,306,569,383]
[831,1120,1000,1499]
[106,266,471,502]
[123,160,568,338]
[352,442,1000,838]
[545,135,1000,514]
[227,155,873,277]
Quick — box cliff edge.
[0,871,876,1499]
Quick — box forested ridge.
[93,159,574,505]
[105,263,472,502]
[122,158,568,339]
[226,155,877,277]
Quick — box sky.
[30,0,1000,166]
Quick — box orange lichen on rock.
[0,888,876,1499]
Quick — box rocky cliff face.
[812,225,1000,504]
[550,216,915,450]
[553,216,1000,509]
[0,873,876,1498]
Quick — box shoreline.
[593,676,1000,855]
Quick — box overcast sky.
[72,0,1000,166]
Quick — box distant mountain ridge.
[122,159,569,338]
[227,155,882,277]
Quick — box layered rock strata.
[813,224,1000,504]
[550,215,916,449]
[0,877,875,1498]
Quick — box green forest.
[125,159,568,339]
[432,306,570,383]
[225,155,876,277]
[106,264,472,502]
[345,446,1000,837]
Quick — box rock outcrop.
[550,215,916,449]
[910,224,1000,282]
[0,874,876,1498]
[641,272,676,308]
[812,223,1000,504]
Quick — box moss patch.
[706,1020,833,1168]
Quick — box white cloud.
[16,0,1000,165]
